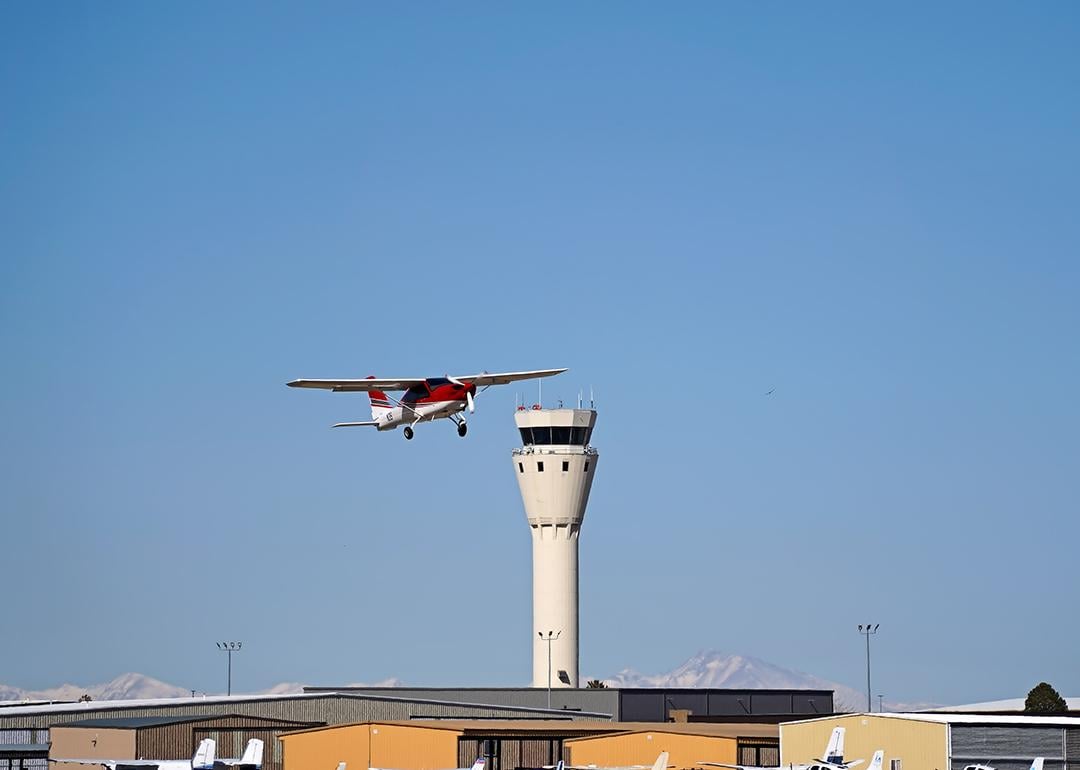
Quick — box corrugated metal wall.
[457,738,561,770]
[949,725,1066,770]
[0,695,596,732]
[1066,729,1080,770]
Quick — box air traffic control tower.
[511,406,599,689]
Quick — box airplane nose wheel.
[403,426,414,440]
[457,423,468,438]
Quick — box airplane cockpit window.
[402,384,428,401]
[425,377,451,388]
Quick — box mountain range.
[0,652,909,710]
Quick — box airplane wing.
[332,421,379,428]
[453,369,567,387]
[287,377,426,392]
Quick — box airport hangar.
[0,687,829,770]
[780,713,1080,770]
[0,691,610,770]
[277,720,782,770]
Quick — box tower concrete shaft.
[511,408,598,689]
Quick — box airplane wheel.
[458,423,468,438]
[403,427,414,440]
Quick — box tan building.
[780,713,1080,770]
[279,720,780,770]
[49,715,320,770]
[566,723,780,769]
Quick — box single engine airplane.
[700,728,869,770]
[287,368,566,440]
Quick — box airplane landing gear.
[457,422,468,438]
[403,426,414,440]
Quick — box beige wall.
[281,724,461,770]
[369,724,459,770]
[568,732,738,770]
[781,716,948,770]
[51,727,136,770]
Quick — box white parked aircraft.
[964,758,1044,770]
[55,738,216,770]
[216,739,264,769]
[551,751,670,770]
[372,759,484,770]
[700,729,872,770]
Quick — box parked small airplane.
[550,752,670,770]
[700,729,871,770]
[964,758,1044,770]
[287,369,567,439]
[372,759,484,770]
[55,738,216,770]
[215,739,264,769]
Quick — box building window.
[518,463,524,473]
[537,462,544,472]
[584,461,589,472]
[562,461,569,472]
[890,761,902,770]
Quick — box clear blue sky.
[2,3,1078,705]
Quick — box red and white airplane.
[287,368,566,439]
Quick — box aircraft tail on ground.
[239,739,263,768]
[652,752,670,770]
[823,728,845,765]
[367,376,392,421]
[470,760,485,770]
[866,750,885,770]
[1029,759,1044,770]
[193,739,216,770]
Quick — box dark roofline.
[61,713,323,729]
[303,686,832,695]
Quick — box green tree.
[586,679,607,689]
[1024,682,1067,714]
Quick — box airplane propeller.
[447,375,476,413]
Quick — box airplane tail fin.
[366,376,392,421]
[471,760,486,770]
[652,752,670,770]
[866,751,884,770]
[824,727,845,765]
[1029,759,1044,770]
[193,738,216,770]
[337,764,347,770]
[239,739,263,768]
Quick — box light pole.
[538,630,561,709]
[216,641,242,696]
[878,694,884,713]
[857,624,879,713]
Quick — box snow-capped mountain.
[0,673,190,703]
[603,650,867,710]
[0,673,406,703]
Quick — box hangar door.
[458,737,563,770]
[950,726,1065,770]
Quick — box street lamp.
[216,641,242,696]
[857,624,879,713]
[538,630,562,709]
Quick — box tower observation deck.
[511,407,599,689]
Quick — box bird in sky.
[765,389,775,395]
